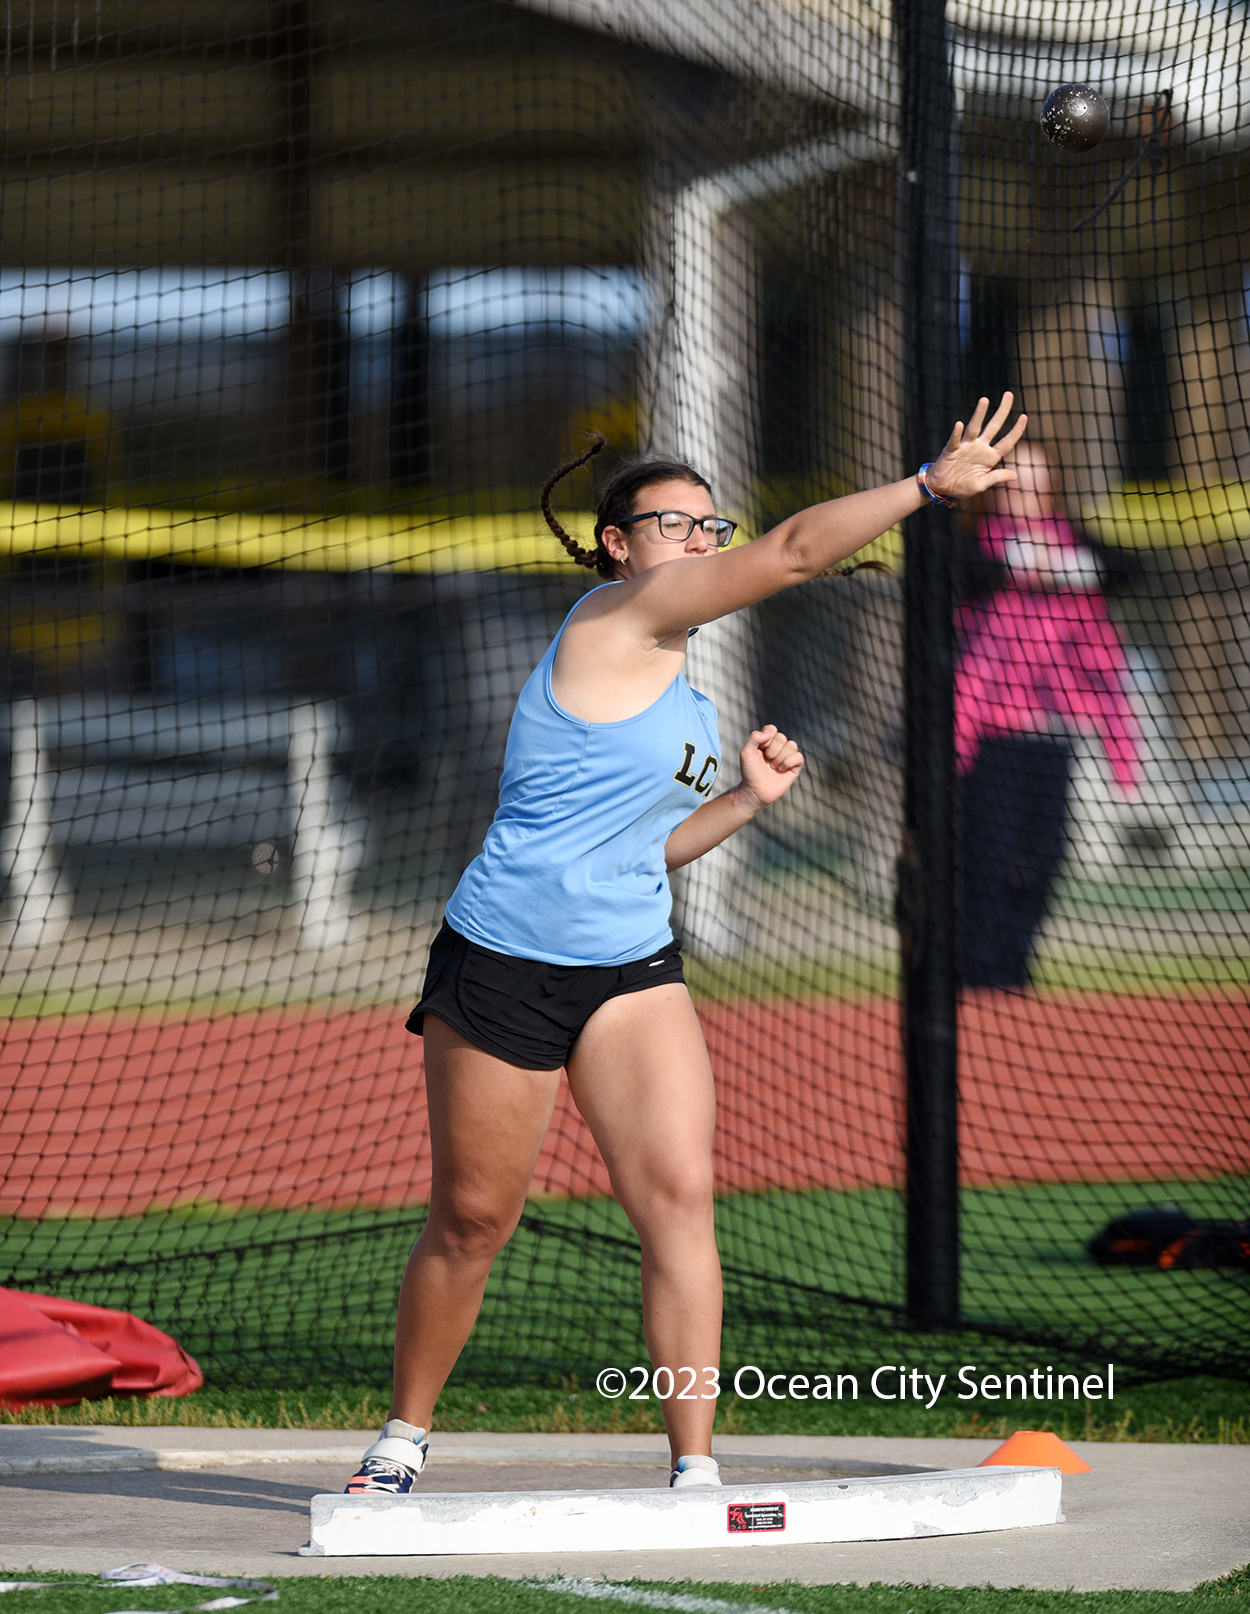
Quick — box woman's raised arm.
[620,394,1026,641]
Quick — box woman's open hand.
[736,725,804,812]
[928,393,1028,503]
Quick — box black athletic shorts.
[405,920,687,1070]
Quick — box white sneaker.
[344,1419,429,1495]
[670,1454,721,1488]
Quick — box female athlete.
[346,392,1026,1495]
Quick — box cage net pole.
[897,0,963,1331]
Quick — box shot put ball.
[1041,84,1110,151]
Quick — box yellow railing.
[1080,484,1250,551]
[0,503,581,573]
[1,484,1245,574]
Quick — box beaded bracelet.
[917,463,957,508]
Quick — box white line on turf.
[527,1575,803,1614]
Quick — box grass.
[1054,865,1250,916]
[1028,947,1250,996]
[3,1177,1247,1390]
[2,1379,1249,1443]
[0,1570,1247,1614]
[0,982,376,1020]
[0,955,901,1020]
[2,926,1246,1017]
[2,1373,1247,1443]
[3,954,1245,1018]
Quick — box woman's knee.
[625,1171,716,1245]
[422,1191,522,1264]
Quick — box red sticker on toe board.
[727,1502,786,1533]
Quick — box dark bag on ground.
[1088,1205,1250,1270]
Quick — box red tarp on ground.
[0,992,1246,1215]
[0,1287,203,1407]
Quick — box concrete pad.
[0,1430,1246,1592]
[0,1429,928,1479]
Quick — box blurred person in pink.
[956,441,1143,988]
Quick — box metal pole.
[670,128,896,959]
[895,0,961,1328]
[2,701,72,943]
[288,701,360,949]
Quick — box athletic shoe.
[344,1420,429,1495]
[344,1457,421,1495]
[669,1454,721,1489]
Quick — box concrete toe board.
[0,1433,1246,1592]
[306,1466,1062,1556]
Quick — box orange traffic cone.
[978,1430,1092,1473]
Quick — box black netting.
[0,0,1246,1397]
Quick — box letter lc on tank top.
[446,588,721,966]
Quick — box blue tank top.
[445,585,721,966]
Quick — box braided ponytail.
[818,559,897,580]
[540,436,714,580]
[540,433,609,574]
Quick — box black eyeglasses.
[616,510,738,547]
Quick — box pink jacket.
[954,514,1143,794]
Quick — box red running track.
[1,993,1246,1217]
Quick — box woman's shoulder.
[568,579,625,612]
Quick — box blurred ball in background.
[252,843,280,876]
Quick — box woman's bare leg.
[390,1015,562,1431]
[566,983,721,1467]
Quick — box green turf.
[1028,948,1249,995]
[3,1372,1247,1443]
[1054,864,1250,915]
[0,1569,1247,1614]
[2,1176,1246,1387]
[2,928,1246,1016]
